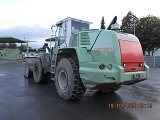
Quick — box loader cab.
[54,17,91,48]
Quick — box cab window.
[69,34,78,47]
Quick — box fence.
[144,56,160,67]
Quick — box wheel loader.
[24,16,149,100]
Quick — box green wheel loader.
[24,16,149,100]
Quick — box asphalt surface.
[0,60,160,120]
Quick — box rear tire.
[55,58,86,100]
[33,58,51,83]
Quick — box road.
[0,60,160,120]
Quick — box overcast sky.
[0,0,159,48]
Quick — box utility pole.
[24,35,29,57]
[24,35,36,57]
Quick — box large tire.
[55,58,86,100]
[100,85,121,93]
[33,58,51,83]
[24,62,33,78]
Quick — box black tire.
[33,58,51,83]
[55,58,86,100]
[100,85,121,93]
[24,62,33,78]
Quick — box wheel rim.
[58,69,68,90]
[34,64,39,77]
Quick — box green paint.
[2,48,23,60]
[52,29,149,89]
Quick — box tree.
[136,15,160,56]
[121,11,138,34]
[0,43,8,48]
[8,43,17,48]
[17,44,27,52]
[100,16,106,29]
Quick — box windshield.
[71,20,89,33]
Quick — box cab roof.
[56,17,92,26]
[0,37,25,43]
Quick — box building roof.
[0,37,25,43]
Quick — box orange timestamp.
[108,103,152,108]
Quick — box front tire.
[33,58,51,83]
[55,58,86,100]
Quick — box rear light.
[99,64,106,70]
[139,63,143,67]
[123,63,126,68]
[99,64,112,70]
[107,64,112,70]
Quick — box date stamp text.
[108,103,152,108]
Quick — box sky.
[0,0,159,48]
